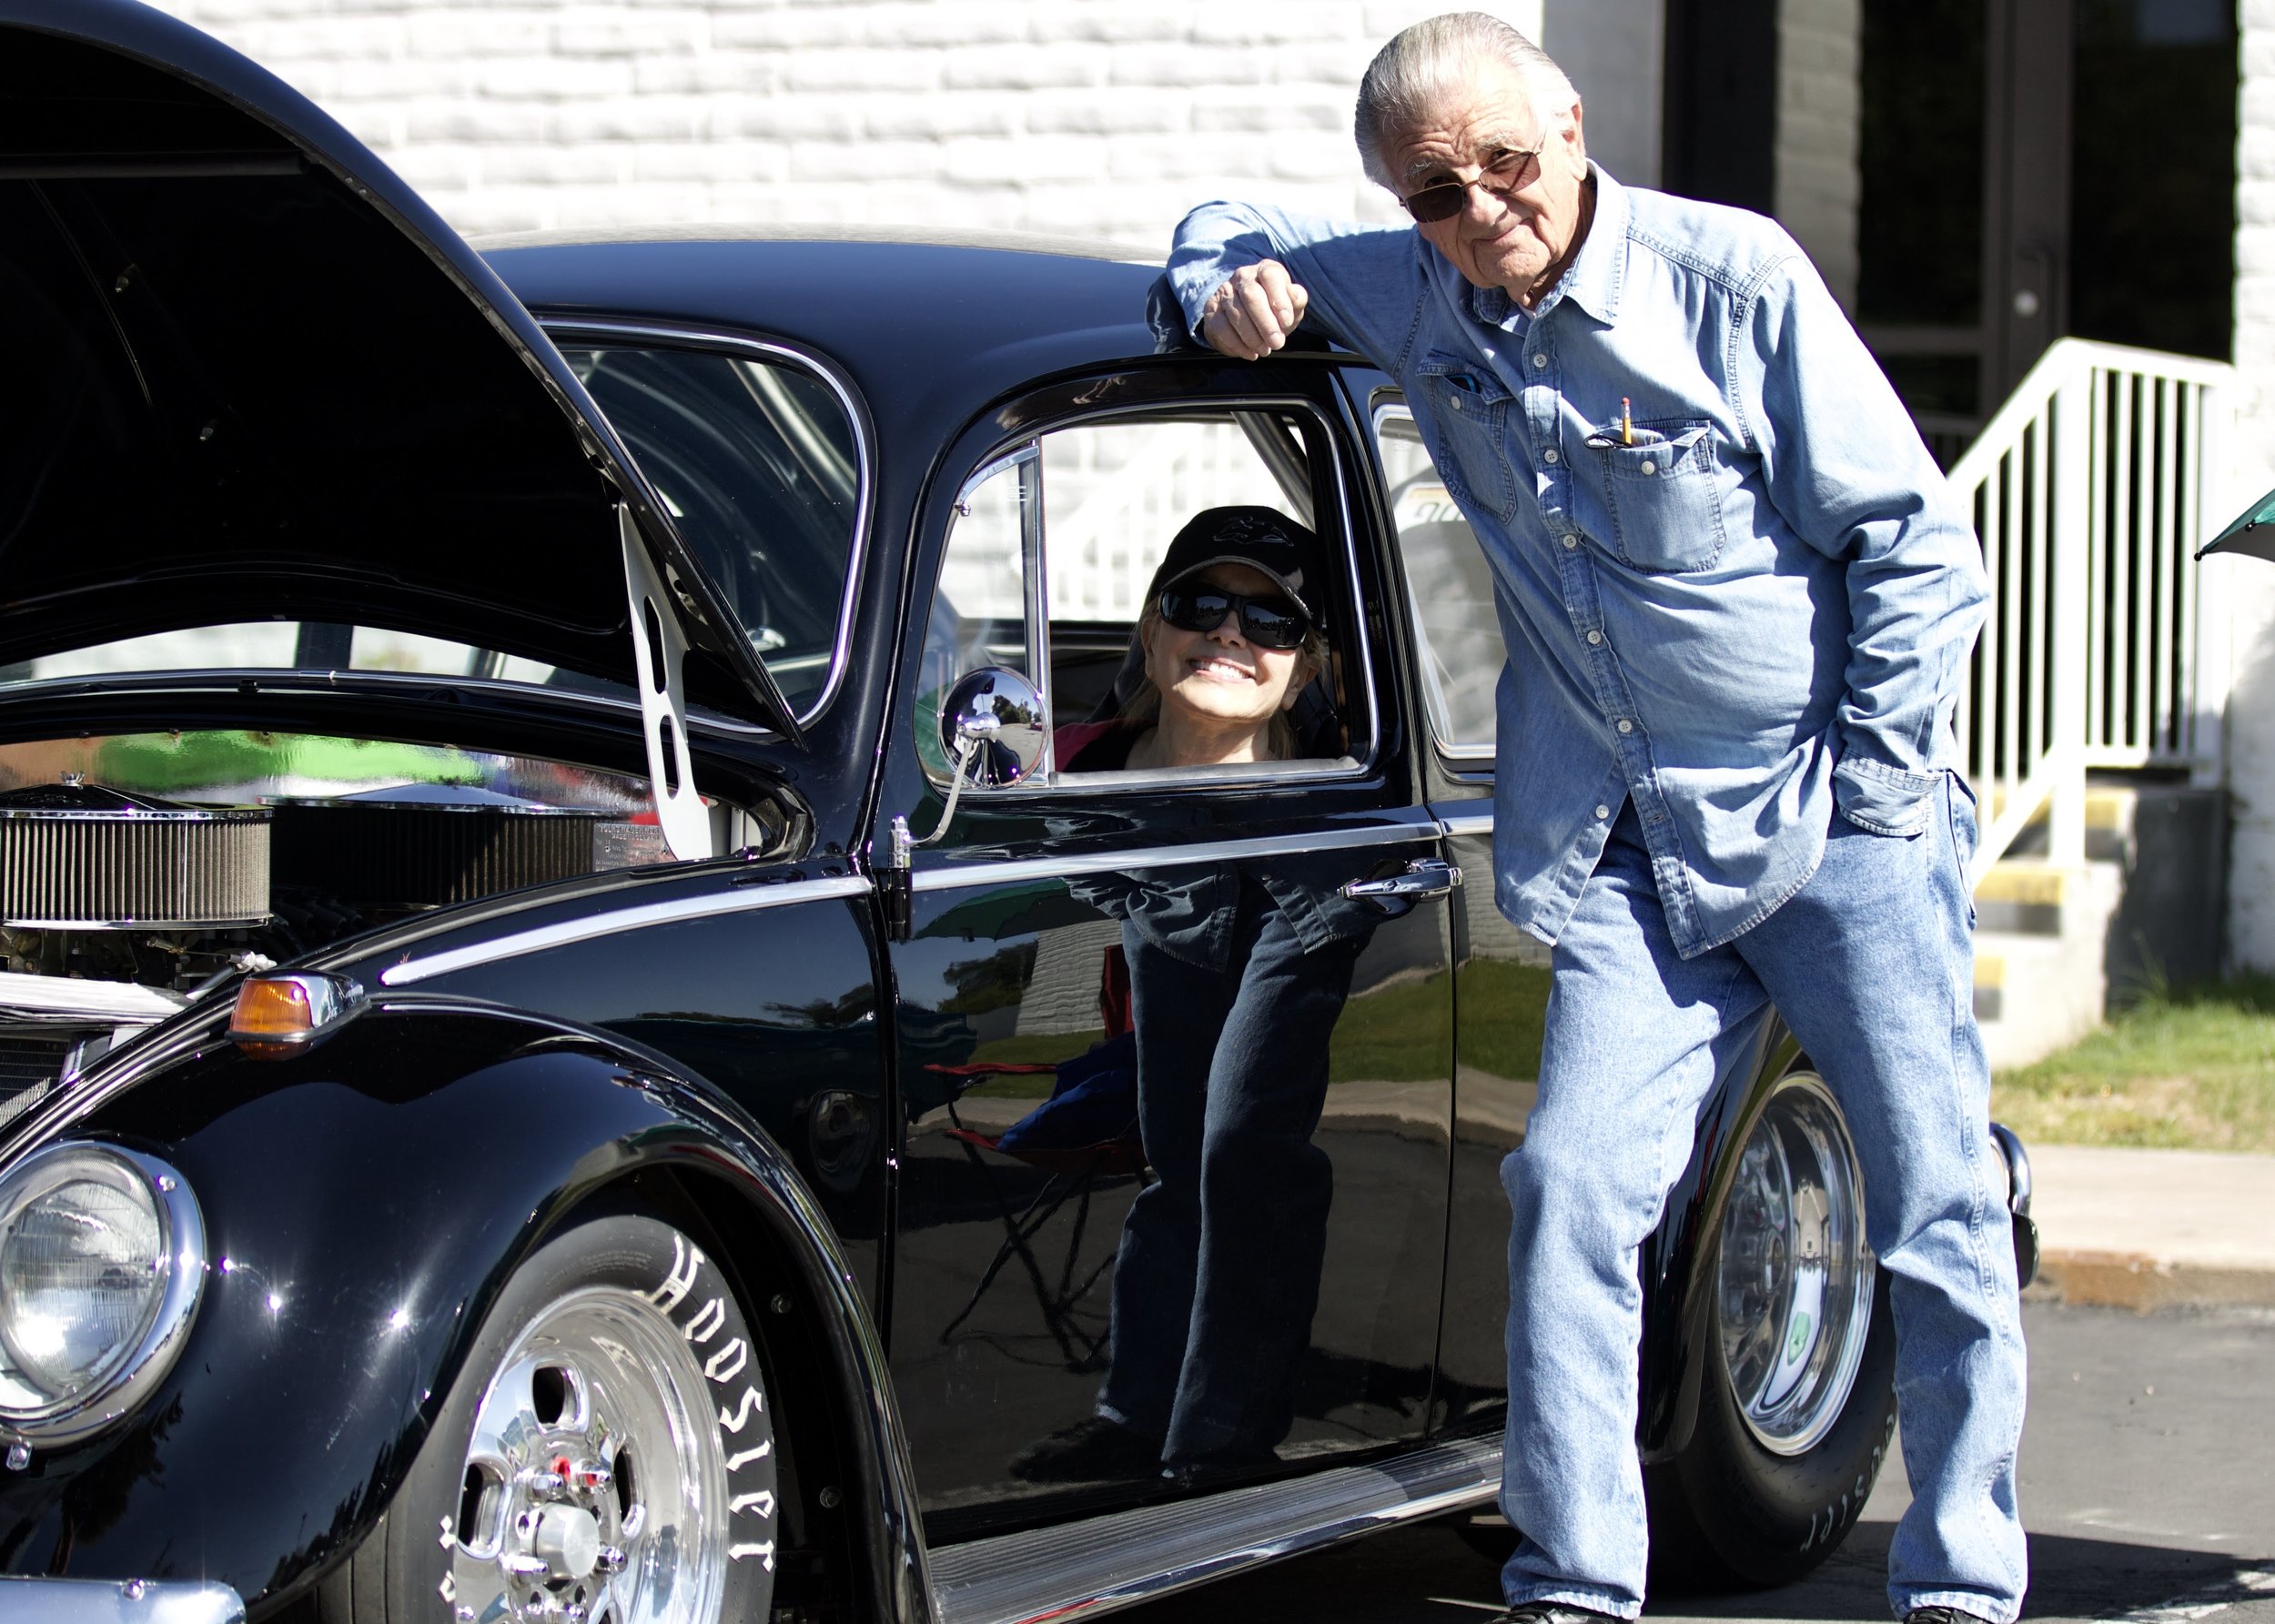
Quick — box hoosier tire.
[1645,1071,1899,1589]
[318,1212,780,1624]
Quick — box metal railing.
[1946,338,2235,883]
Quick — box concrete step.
[1973,860,2074,935]
[1973,859,2124,1068]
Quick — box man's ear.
[1564,99,1587,166]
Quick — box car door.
[1346,368,1552,1437]
[875,362,1458,1531]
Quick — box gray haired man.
[1164,14,2027,1624]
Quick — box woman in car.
[1017,507,1380,1487]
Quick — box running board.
[927,1434,1502,1624]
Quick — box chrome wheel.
[1715,1072,1875,1457]
[444,1285,727,1624]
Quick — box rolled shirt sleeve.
[1168,201,1428,374]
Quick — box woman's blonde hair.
[1121,605,1332,762]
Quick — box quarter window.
[1372,404,1500,759]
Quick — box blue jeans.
[1097,878,1362,1464]
[1501,780,2027,1622]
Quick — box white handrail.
[1948,338,2235,886]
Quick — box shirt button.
[1585,630,1603,645]
[1542,448,1559,464]
[1451,396,1463,411]
[1562,534,1579,549]
[1595,804,1611,820]
[1616,719,1633,734]
[1532,352,1548,368]
[1640,459,1657,476]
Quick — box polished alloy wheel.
[444,1285,728,1624]
[1715,1073,1875,1457]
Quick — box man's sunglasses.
[1158,585,1311,650]
[1399,138,1552,224]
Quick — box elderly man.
[1162,14,2027,1624]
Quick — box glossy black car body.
[0,5,2015,1622]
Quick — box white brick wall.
[142,0,1552,248]
[2222,0,2275,971]
[1774,0,1859,310]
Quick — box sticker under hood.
[0,0,800,738]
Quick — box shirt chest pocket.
[1417,357,1517,521]
[1584,420,1728,573]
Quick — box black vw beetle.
[0,5,2035,1621]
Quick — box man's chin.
[1461,248,1546,297]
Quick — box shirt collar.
[1558,163,1625,324]
[1461,163,1626,328]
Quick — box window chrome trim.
[1437,810,1494,839]
[935,390,1382,792]
[1369,398,1500,765]
[911,820,1437,894]
[378,874,873,985]
[540,318,876,731]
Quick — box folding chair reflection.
[933,1026,1148,1373]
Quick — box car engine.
[0,771,644,1123]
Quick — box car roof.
[481,229,1193,435]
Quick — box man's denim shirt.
[1168,166,1988,959]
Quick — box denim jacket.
[1166,166,1987,957]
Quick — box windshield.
[562,338,864,716]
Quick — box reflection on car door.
[878,367,1457,1533]
[1353,375,1552,1436]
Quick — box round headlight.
[0,1145,203,1443]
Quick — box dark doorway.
[1849,0,2234,461]
[2068,0,2236,362]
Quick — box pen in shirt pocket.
[1586,397,1670,449]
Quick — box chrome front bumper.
[0,1576,244,1623]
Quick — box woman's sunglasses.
[1158,585,1311,650]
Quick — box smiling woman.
[1064,508,1333,773]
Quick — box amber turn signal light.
[228,973,365,1058]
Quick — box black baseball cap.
[1145,506,1325,627]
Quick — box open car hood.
[0,0,800,740]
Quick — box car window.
[919,405,1369,788]
[1371,404,1499,760]
[560,338,864,719]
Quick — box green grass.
[1991,975,2275,1153]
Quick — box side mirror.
[937,666,1046,789]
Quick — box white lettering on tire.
[655,1241,778,1582]
[651,1236,703,1313]
[718,1387,765,1434]
[684,1296,726,1343]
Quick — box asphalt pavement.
[1117,1299,2275,1624]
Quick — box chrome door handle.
[1340,858,1462,902]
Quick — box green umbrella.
[2197,484,2275,561]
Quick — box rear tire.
[319,1211,780,1624]
[1645,1070,1898,1589]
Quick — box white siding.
[142,0,1552,248]
[2223,0,2275,971]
